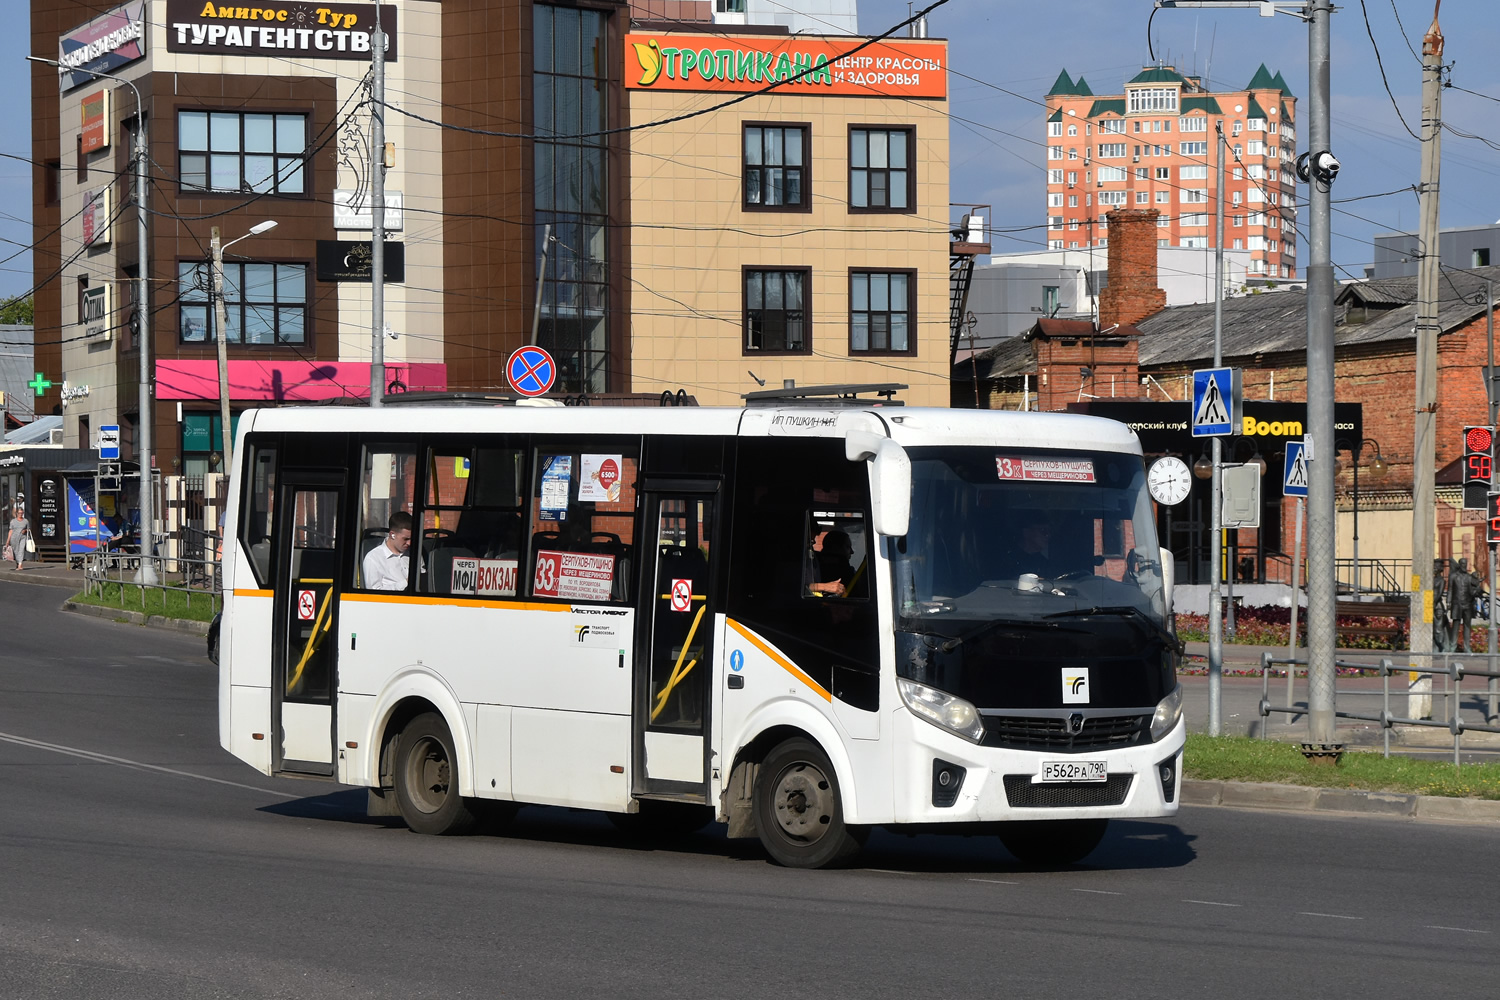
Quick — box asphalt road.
[1,579,1497,999]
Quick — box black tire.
[998,819,1108,866]
[753,738,865,869]
[608,801,714,841]
[393,712,478,836]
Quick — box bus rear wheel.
[998,819,1108,866]
[753,738,864,869]
[393,712,478,836]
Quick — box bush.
[1174,602,1441,651]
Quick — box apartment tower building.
[1044,64,1298,280]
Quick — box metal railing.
[1258,650,1500,764]
[1334,557,1411,597]
[80,536,222,619]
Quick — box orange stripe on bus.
[340,592,571,613]
[232,589,274,598]
[726,618,832,702]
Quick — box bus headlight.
[1150,685,1184,741]
[897,678,986,743]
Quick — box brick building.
[954,208,1500,588]
[1046,63,1297,280]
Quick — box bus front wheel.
[753,738,864,869]
[998,819,1108,866]
[393,712,478,836]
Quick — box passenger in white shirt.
[362,511,413,590]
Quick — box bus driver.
[363,512,413,591]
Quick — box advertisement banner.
[67,483,107,555]
[58,1,147,92]
[625,33,946,99]
[82,189,111,247]
[166,1,398,61]
[81,89,111,154]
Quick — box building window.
[1248,118,1266,132]
[744,269,808,353]
[1248,140,1266,156]
[1179,116,1207,132]
[1049,121,1063,137]
[1180,188,1207,204]
[1233,167,1243,180]
[1068,147,1078,160]
[1099,119,1125,134]
[178,110,306,194]
[1156,214,1170,227]
[1098,191,1127,206]
[534,3,611,393]
[1135,168,1148,180]
[1234,215,1244,227]
[744,124,808,209]
[1475,248,1492,267]
[717,0,747,10]
[1179,141,1208,157]
[1180,165,1207,180]
[1098,143,1127,158]
[1049,240,1064,249]
[850,271,913,354]
[1067,124,1077,136]
[1042,285,1059,315]
[1049,169,1064,184]
[849,127,912,211]
[1069,241,1080,249]
[1155,190,1170,204]
[178,260,308,345]
[1128,87,1179,113]
[1136,191,1149,204]
[1232,191,1243,205]
[1068,220,1079,230]
[1048,192,1064,208]
[1098,166,1127,182]
[1233,238,1244,250]
[1155,167,1170,180]
[1048,146,1063,160]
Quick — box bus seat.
[426,545,476,595]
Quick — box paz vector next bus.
[217,391,1184,868]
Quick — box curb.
[61,600,211,637]
[1182,778,1500,824]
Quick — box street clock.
[1147,456,1192,506]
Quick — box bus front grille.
[1002,774,1134,808]
[981,714,1148,752]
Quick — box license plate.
[1041,760,1107,783]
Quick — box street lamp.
[1335,437,1387,597]
[27,54,155,581]
[210,220,278,472]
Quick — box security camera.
[1313,150,1340,183]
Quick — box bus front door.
[271,476,345,776]
[635,487,720,800]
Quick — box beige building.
[626,25,952,405]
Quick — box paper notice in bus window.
[534,549,615,602]
[540,455,571,521]
[451,557,518,597]
[995,457,1096,483]
[578,454,622,502]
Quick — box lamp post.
[1335,437,1387,598]
[209,221,278,473]
[27,54,155,578]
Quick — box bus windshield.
[893,447,1166,627]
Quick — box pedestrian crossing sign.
[1191,366,1241,437]
[1283,440,1310,497]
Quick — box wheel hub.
[772,762,832,840]
[407,737,451,814]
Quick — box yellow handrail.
[650,602,706,722]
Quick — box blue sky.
[2,0,1496,300]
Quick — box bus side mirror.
[1160,545,1175,610]
[846,432,910,537]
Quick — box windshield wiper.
[1043,605,1183,655]
[921,616,1081,654]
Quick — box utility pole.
[210,228,232,470]
[369,4,386,407]
[1209,123,1226,736]
[1302,0,1338,745]
[1487,276,1496,721]
[1409,7,1445,720]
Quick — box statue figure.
[1450,557,1481,653]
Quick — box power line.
[1358,0,1422,141]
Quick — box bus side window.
[354,446,417,590]
[420,448,525,597]
[238,443,277,587]
[805,509,869,600]
[528,446,639,603]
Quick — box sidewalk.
[0,560,90,589]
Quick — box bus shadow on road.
[259,790,1197,871]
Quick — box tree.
[0,295,34,325]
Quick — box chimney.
[1097,208,1166,330]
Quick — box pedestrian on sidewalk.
[7,497,31,571]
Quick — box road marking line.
[1072,888,1123,895]
[966,878,1019,885]
[1183,899,1241,907]
[1425,925,1490,934]
[0,731,298,799]
[1299,912,1363,920]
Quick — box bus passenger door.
[635,486,720,799]
[272,475,345,776]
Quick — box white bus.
[217,391,1184,868]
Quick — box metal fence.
[80,533,222,619]
[1258,650,1500,764]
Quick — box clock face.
[1147,457,1192,506]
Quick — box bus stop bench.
[1334,600,1409,645]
